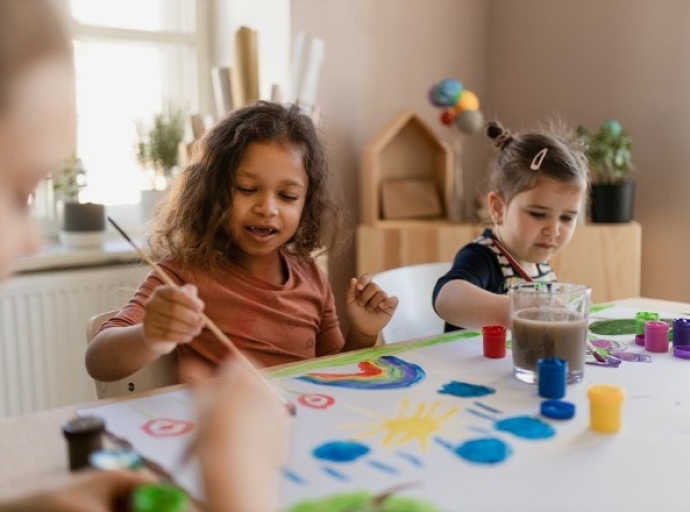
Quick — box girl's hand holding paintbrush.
[141,283,206,355]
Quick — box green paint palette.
[287,490,442,512]
[589,318,673,337]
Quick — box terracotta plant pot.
[590,181,635,223]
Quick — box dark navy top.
[432,228,556,332]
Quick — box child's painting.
[79,306,690,511]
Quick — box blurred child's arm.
[344,274,399,351]
[188,358,289,512]
[0,469,151,512]
[85,284,205,382]
[435,279,511,330]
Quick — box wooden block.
[235,26,260,104]
[229,66,245,110]
[190,114,206,140]
[210,66,233,117]
[381,179,443,220]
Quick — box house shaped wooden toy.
[360,110,453,224]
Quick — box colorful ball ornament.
[455,90,480,113]
[455,109,485,134]
[440,109,456,126]
[429,78,463,107]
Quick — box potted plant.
[576,119,635,223]
[135,104,186,221]
[53,152,106,247]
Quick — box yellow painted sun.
[339,398,462,451]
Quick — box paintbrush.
[107,216,297,416]
[491,235,607,363]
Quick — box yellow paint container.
[588,384,624,434]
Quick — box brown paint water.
[511,307,587,384]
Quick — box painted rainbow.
[296,355,425,390]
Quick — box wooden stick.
[491,234,607,363]
[107,217,296,416]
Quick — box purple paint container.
[645,321,669,353]
[672,318,690,347]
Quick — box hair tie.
[494,132,513,150]
[530,148,548,171]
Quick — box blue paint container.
[537,358,567,400]
[673,318,690,347]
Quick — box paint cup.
[62,416,105,471]
[482,325,506,358]
[588,384,624,433]
[537,357,567,399]
[132,483,188,512]
[644,321,669,353]
[673,318,690,347]
[635,311,659,346]
[509,283,590,384]
[89,447,143,470]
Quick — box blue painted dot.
[495,415,555,439]
[456,437,511,464]
[438,381,496,398]
[312,441,370,462]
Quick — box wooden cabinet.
[357,221,641,304]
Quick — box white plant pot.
[140,189,169,223]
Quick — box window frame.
[68,0,212,204]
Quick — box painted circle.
[298,393,335,409]
[141,418,194,437]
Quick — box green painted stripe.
[267,330,479,379]
[590,304,614,314]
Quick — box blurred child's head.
[0,0,75,279]
[485,120,589,264]
[151,101,343,269]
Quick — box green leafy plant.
[576,119,634,185]
[53,152,86,203]
[135,104,186,188]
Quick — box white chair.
[86,310,178,399]
[372,262,452,344]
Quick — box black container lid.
[62,416,105,439]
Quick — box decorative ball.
[430,78,463,107]
[455,109,485,134]
[455,90,480,112]
[440,109,456,126]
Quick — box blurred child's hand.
[346,274,399,340]
[0,469,152,512]
[141,283,205,354]
[188,358,290,512]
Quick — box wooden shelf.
[357,221,641,304]
[360,111,452,223]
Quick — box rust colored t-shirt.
[99,251,344,378]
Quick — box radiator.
[0,264,148,418]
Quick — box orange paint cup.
[588,384,624,434]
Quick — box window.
[69,0,208,205]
